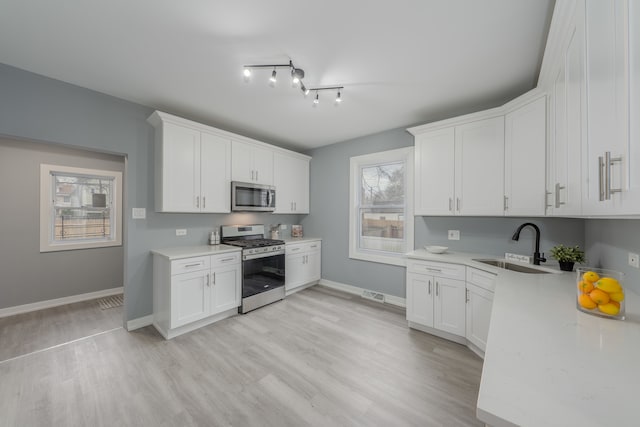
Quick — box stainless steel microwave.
[231,181,276,212]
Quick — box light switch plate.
[176,229,187,236]
[448,230,460,240]
[132,208,146,219]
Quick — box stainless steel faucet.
[512,223,547,265]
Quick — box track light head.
[313,92,319,105]
[291,67,305,85]
[335,91,342,104]
[243,68,251,78]
[269,69,277,85]
[300,83,309,96]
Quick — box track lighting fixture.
[242,59,344,106]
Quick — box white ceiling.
[0,0,555,151]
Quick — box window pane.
[361,162,404,206]
[52,173,114,241]
[360,209,405,253]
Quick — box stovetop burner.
[224,238,285,249]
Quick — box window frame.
[40,164,123,252]
[349,147,414,266]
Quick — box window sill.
[349,251,407,267]
[40,240,122,253]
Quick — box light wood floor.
[0,297,123,362]
[0,286,484,426]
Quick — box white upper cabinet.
[504,96,547,216]
[232,140,274,185]
[273,152,310,214]
[414,128,456,215]
[455,117,505,216]
[582,0,640,215]
[413,116,504,216]
[150,118,231,213]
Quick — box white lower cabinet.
[406,260,466,339]
[407,260,496,356]
[153,251,241,339]
[285,240,321,293]
[465,267,496,354]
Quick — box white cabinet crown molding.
[147,110,311,161]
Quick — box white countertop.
[151,245,241,260]
[282,237,322,244]
[407,249,640,427]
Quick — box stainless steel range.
[221,224,285,313]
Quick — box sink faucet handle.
[539,252,547,263]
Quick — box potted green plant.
[549,244,586,272]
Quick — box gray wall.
[303,127,586,299]
[0,137,125,309]
[0,63,302,320]
[585,219,640,294]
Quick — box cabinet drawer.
[211,252,241,267]
[466,267,497,292]
[171,256,210,275]
[407,260,465,280]
[286,241,320,255]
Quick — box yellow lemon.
[577,280,594,294]
[578,294,597,310]
[589,289,610,305]
[598,302,620,316]
[609,291,625,302]
[582,271,600,283]
[595,277,622,294]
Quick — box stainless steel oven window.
[242,253,285,298]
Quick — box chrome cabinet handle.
[504,195,508,211]
[291,247,301,252]
[436,282,439,297]
[310,244,317,248]
[428,280,432,295]
[206,273,210,287]
[251,170,255,181]
[185,263,201,268]
[605,151,623,200]
[220,257,235,262]
[465,288,469,303]
[203,196,206,208]
[449,197,453,212]
[213,272,216,285]
[426,268,442,273]
[196,196,200,208]
[294,202,296,211]
[256,170,259,181]
[555,183,565,208]
[456,198,461,212]
[598,156,605,201]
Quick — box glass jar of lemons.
[576,267,625,320]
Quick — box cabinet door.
[625,0,640,213]
[554,4,585,216]
[465,283,494,352]
[285,252,307,291]
[252,145,274,185]
[505,97,547,216]
[292,157,310,213]
[231,140,255,182]
[200,132,231,213]
[406,272,434,327]
[433,277,466,337]
[414,128,455,215]
[171,270,210,328]
[306,243,321,283]
[211,264,240,314]
[455,117,505,216]
[160,123,200,212]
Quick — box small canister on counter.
[209,229,220,245]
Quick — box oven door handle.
[243,250,285,261]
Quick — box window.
[40,164,122,252]
[349,147,414,266]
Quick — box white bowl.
[425,245,448,254]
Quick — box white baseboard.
[317,279,406,308]
[126,314,154,331]
[0,287,124,319]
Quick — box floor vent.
[361,291,385,303]
[97,294,124,310]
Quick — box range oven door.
[242,252,285,299]
[232,181,276,212]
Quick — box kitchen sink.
[472,259,557,274]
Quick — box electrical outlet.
[176,229,187,236]
[629,252,639,268]
[132,208,146,219]
[448,230,460,240]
